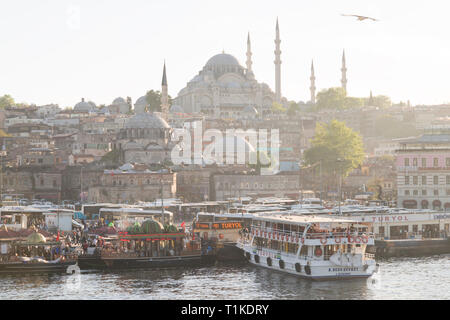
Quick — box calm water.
[0,255,449,300]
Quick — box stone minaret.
[310,60,316,104]
[161,61,169,120]
[274,18,282,103]
[246,32,252,73]
[341,50,347,94]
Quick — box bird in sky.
[341,14,379,21]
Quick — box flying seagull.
[341,14,379,21]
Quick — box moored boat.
[238,214,378,280]
[78,218,212,270]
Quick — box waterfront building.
[396,126,450,210]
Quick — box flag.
[56,231,60,242]
[181,221,185,231]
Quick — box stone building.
[88,164,176,203]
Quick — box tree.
[304,120,365,179]
[287,101,301,116]
[0,95,14,109]
[315,87,346,110]
[364,95,392,108]
[271,101,286,113]
[145,90,172,112]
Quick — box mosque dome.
[112,97,127,105]
[205,53,241,67]
[74,98,94,113]
[26,232,47,244]
[124,112,170,129]
[134,96,147,106]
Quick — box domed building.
[174,30,288,118]
[115,111,173,165]
[134,96,148,114]
[74,98,96,113]
[109,97,130,114]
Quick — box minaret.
[274,18,282,103]
[161,61,169,120]
[310,60,316,104]
[246,32,252,73]
[341,50,347,94]
[369,90,374,105]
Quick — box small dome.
[112,97,127,105]
[205,53,241,67]
[134,96,147,106]
[26,232,47,244]
[124,112,170,129]
[74,98,95,113]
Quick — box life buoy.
[354,236,361,244]
[335,236,342,244]
[267,257,272,266]
[314,247,323,257]
[305,265,311,275]
[279,260,285,269]
[254,255,260,263]
[361,235,369,244]
[295,263,301,273]
[320,237,327,245]
[348,235,355,243]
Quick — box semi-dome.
[206,53,241,67]
[26,232,47,244]
[124,112,170,129]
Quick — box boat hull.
[0,261,76,274]
[78,254,210,270]
[241,247,376,281]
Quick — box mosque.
[171,19,286,118]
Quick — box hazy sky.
[1,0,450,107]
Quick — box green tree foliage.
[287,101,301,116]
[374,115,420,138]
[316,87,346,110]
[145,90,172,112]
[0,95,15,109]
[271,101,286,113]
[366,95,392,109]
[316,88,392,110]
[304,120,365,177]
[101,149,121,164]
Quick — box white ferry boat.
[238,214,378,280]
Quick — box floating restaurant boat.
[0,231,76,274]
[238,214,378,280]
[78,218,212,270]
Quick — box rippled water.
[0,255,449,300]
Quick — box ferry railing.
[250,225,374,240]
